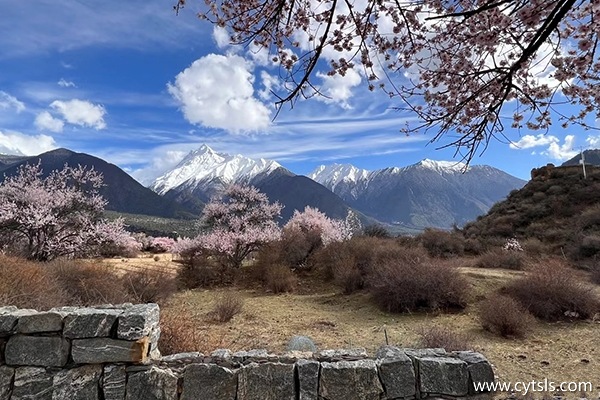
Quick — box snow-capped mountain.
[151,144,282,196]
[310,159,526,229]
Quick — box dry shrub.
[479,293,535,338]
[463,238,485,256]
[0,255,67,310]
[591,266,600,285]
[331,258,363,294]
[123,268,177,304]
[476,249,525,270]
[505,260,600,321]
[416,326,471,351]
[263,264,297,294]
[368,260,468,313]
[176,252,235,289]
[310,240,355,281]
[362,224,390,238]
[211,291,244,323]
[419,229,465,258]
[521,238,547,257]
[158,307,205,355]
[47,259,129,306]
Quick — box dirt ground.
[103,255,600,395]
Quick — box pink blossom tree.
[0,162,131,261]
[176,0,600,162]
[198,184,282,268]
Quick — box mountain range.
[1,145,527,231]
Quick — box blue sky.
[0,0,597,184]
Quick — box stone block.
[454,351,495,393]
[103,364,127,400]
[0,338,5,365]
[5,336,70,367]
[63,308,121,338]
[72,337,149,364]
[319,359,383,400]
[317,348,367,361]
[11,366,54,400]
[0,365,14,399]
[238,362,295,400]
[296,359,319,400]
[52,364,102,400]
[117,304,159,340]
[0,309,36,334]
[417,356,469,397]
[125,366,178,400]
[376,346,416,399]
[181,363,237,400]
[16,312,63,333]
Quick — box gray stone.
[149,326,161,350]
[454,351,495,393]
[125,366,178,400]
[0,309,36,334]
[12,367,54,400]
[181,363,237,400]
[0,365,14,399]
[117,303,159,340]
[210,349,232,359]
[63,308,121,338]
[319,359,384,400]
[5,336,70,367]
[417,356,469,396]
[160,352,203,363]
[238,362,295,400]
[17,312,64,333]
[375,346,416,399]
[404,348,446,358]
[52,364,102,400]
[232,349,271,363]
[296,359,319,400]
[0,338,5,365]
[287,335,317,352]
[103,364,127,400]
[72,338,149,364]
[317,348,367,361]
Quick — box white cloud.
[0,130,56,156]
[130,150,188,185]
[0,91,25,113]
[543,135,577,161]
[509,134,558,149]
[167,54,272,133]
[212,26,230,49]
[315,69,362,109]
[50,99,107,130]
[586,135,600,148]
[34,111,65,133]
[57,78,76,88]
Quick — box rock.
[52,364,102,400]
[11,366,54,400]
[375,346,416,399]
[296,359,319,400]
[417,356,469,397]
[0,309,36,334]
[453,351,495,394]
[319,359,384,400]
[317,348,368,361]
[160,352,204,363]
[210,349,232,359]
[125,366,178,400]
[16,312,63,333]
[181,363,237,400]
[5,335,70,367]
[63,308,121,338]
[404,348,447,358]
[238,362,295,400]
[103,364,127,400]
[0,365,14,399]
[232,349,272,363]
[72,337,149,364]
[287,335,317,352]
[0,338,6,365]
[117,304,159,340]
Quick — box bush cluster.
[478,293,534,338]
[419,229,465,258]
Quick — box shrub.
[419,229,465,258]
[463,238,485,256]
[578,235,600,258]
[149,237,176,253]
[362,224,390,238]
[476,249,525,270]
[0,255,67,310]
[591,266,600,285]
[479,293,535,338]
[504,260,600,321]
[263,264,297,294]
[368,260,468,313]
[521,238,547,257]
[416,326,471,351]
[123,268,177,304]
[211,291,244,323]
[159,307,205,355]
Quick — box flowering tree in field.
[0,162,131,261]
[176,0,600,161]
[198,184,282,268]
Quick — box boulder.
[63,308,121,338]
[16,312,63,333]
[319,360,383,400]
[0,365,14,399]
[52,364,102,400]
[11,366,54,400]
[181,363,237,400]
[0,309,36,334]
[296,359,319,400]
[125,366,178,400]
[417,356,469,397]
[72,338,149,364]
[375,346,416,399]
[317,348,367,361]
[5,336,70,367]
[238,362,295,400]
[103,364,127,400]
[453,351,495,393]
[117,304,159,341]
[286,335,317,352]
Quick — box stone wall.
[0,305,495,400]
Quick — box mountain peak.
[309,163,370,190]
[415,159,468,173]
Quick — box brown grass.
[476,249,525,270]
[210,291,244,323]
[123,268,177,304]
[479,293,535,338]
[416,325,472,351]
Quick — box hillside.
[562,149,600,167]
[462,163,600,262]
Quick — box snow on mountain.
[413,159,469,173]
[308,163,370,190]
[150,144,282,195]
